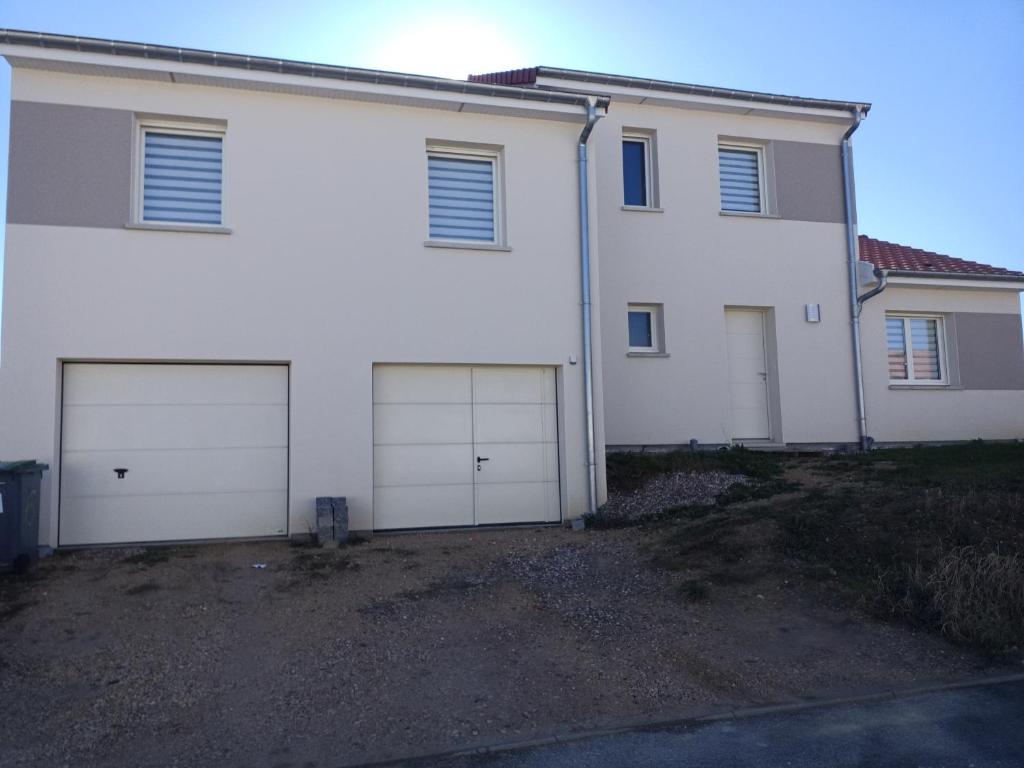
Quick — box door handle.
[114,468,129,479]
[476,457,490,463]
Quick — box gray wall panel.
[7,101,132,228]
[773,140,846,224]
[954,312,1024,390]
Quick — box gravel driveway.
[0,527,997,768]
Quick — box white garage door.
[60,363,288,546]
[373,365,560,529]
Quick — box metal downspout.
[578,98,602,515]
[842,109,870,450]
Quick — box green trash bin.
[0,461,49,573]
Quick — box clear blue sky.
[0,0,1022,282]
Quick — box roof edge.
[0,29,609,110]
[881,270,1024,284]
[472,65,870,114]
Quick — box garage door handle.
[114,468,129,479]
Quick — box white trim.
[627,304,662,353]
[718,141,767,215]
[532,75,860,123]
[425,144,505,247]
[884,275,1024,292]
[886,313,948,386]
[0,47,594,122]
[621,131,656,208]
[133,118,226,229]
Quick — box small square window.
[718,143,765,214]
[886,314,946,384]
[137,124,224,226]
[622,135,651,207]
[627,304,663,353]
[427,147,502,244]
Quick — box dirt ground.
[0,524,1002,768]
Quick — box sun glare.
[367,16,529,79]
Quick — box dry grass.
[930,547,1024,650]
[875,547,1024,652]
[616,442,1024,655]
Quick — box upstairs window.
[622,134,652,207]
[887,315,945,383]
[427,147,501,244]
[718,143,764,214]
[139,124,224,226]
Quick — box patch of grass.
[365,546,417,558]
[641,442,1024,654]
[121,549,170,566]
[679,579,710,602]
[289,551,357,579]
[872,548,1024,652]
[715,478,801,506]
[606,446,784,494]
[125,581,161,596]
[0,600,37,623]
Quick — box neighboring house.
[0,32,1021,550]
[856,236,1024,444]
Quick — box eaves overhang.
[882,271,1024,291]
[0,29,610,122]
[531,66,870,123]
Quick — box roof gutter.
[881,270,1024,283]
[0,29,599,108]
[535,66,871,114]
[578,97,603,517]
[842,108,872,451]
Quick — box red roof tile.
[858,235,1022,277]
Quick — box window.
[622,133,653,207]
[138,123,224,226]
[427,147,502,244]
[718,143,765,214]
[886,315,945,383]
[627,304,663,353]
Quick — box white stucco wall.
[0,68,608,546]
[590,102,860,447]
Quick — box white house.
[1,32,1021,550]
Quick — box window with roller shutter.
[427,147,502,244]
[140,127,224,226]
[886,314,946,384]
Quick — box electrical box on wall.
[805,303,821,323]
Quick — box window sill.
[621,205,664,213]
[627,351,670,358]
[888,383,959,390]
[424,240,511,252]
[126,222,232,235]
[719,211,778,219]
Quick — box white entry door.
[60,363,289,546]
[372,365,560,529]
[724,310,771,440]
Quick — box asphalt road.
[406,679,1024,768]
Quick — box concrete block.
[315,496,349,545]
[315,497,334,545]
[332,497,349,543]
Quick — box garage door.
[59,363,288,546]
[373,365,560,529]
